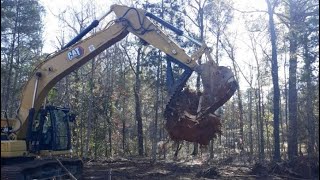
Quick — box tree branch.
[120,43,136,75]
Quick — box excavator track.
[1,157,83,180]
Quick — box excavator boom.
[16,4,200,139]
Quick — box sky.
[39,0,112,52]
[39,0,270,90]
[40,0,267,53]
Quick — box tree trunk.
[255,89,261,159]
[85,58,95,158]
[192,2,206,157]
[288,12,298,160]
[72,71,80,156]
[152,58,160,162]
[283,41,289,159]
[248,88,253,161]
[9,58,19,116]
[303,35,315,157]
[122,120,126,154]
[108,103,113,157]
[135,46,144,156]
[264,100,271,159]
[80,74,85,157]
[258,87,265,161]
[215,31,220,64]
[94,113,98,160]
[209,140,214,159]
[122,66,127,155]
[8,20,20,117]
[104,110,108,157]
[266,0,281,161]
[230,52,245,148]
[3,3,19,114]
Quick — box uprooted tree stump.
[165,61,238,145]
[165,88,221,145]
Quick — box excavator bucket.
[196,61,238,115]
[165,61,238,145]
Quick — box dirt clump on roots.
[165,62,238,145]
[165,88,221,145]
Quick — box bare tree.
[135,45,144,156]
[265,0,281,161]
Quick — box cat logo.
[67,46,84,61]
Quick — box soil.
[165,88,222,145]
[82,156,319,180]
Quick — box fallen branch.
[55,158,77,180]
[84,158,95,165]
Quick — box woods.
[1,0,319,179]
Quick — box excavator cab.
[27,106,73,153]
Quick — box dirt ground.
[82,156,319,180]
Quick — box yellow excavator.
[1,4,238,179]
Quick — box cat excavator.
[1,4,238,179]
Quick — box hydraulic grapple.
[165,60,238,145]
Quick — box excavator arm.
[15,4,202,139]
